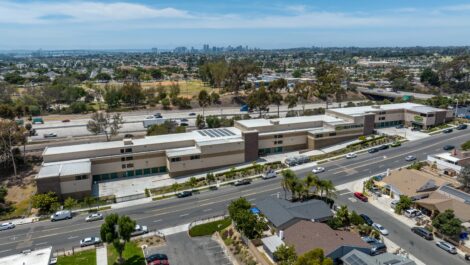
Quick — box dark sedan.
[176,191,192,198]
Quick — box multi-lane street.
[1,128,469,264]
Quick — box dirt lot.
[1,164,38,219]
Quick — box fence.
[188,214,228,230]
[53,243,103,257]
[115,193,146,203]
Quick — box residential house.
[427,149,470,175]
[416,185,470,222]
[341,249,416,265]
[256,197,333,231]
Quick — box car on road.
[443,145,455,151]
[62,119,70,123]
[436,241,457,254]
[51,210,72,221]
[405,155,416,161]
[43,132,57,138]
[146,253,169,265]
[124,134,134,138]
[372,223,389,235]
[176,191,192,198]
[0,222,15,231]
[390,200,399,209]
[368,148,379,153]
[404,209,422,218]
[188,112,196,116]
[284,157,298,167]
[378,144,389,150]
[390,141,401,147]
[443,128,453,134]
[457,124,468,130]
[345,153,357,159]
[311,167,325,174]
[131,224,148,236]
[80,237,101,247]
[233,179,251,186]
[262,169,277,179]
[154,113,162,118]
[354,192,368,202]
[85,213,103,222]
[411,227,433,240]
[360,214,373,226]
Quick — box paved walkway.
[377,127,430,141]
[96,245,108,265]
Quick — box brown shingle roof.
[283,221,370,256]
[381,169,449,197]
[417,192,470,222]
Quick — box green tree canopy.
[432,209,462,238]
[274,245,297,265]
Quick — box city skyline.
[2,0,470,49]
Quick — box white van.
[51,210,72,221]
[262,170,277,180]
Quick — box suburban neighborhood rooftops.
[341,249,416,265]
[37,159,91,179]
[416,191,470,222]
[433,152,461,163]
[283,221,370,256]
[256,197,333,228]
[437,185,470,204]
[261,235,284,254]
[380,169,449,198]
[0,247,52,265]
[328,103,444,117]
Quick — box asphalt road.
[0,129,469,264]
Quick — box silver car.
[80,237,101,247]
[0,222,15,231]
[85,213,103,222]
[436,241,457,254]
[372,223,389,236]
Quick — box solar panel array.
[343,254,368,265]
[197,128,236,138]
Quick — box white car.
[0,222,15,231]
[345,153,357,159]
[372,223,389,235]
[131,224,148,236]
[43,132,57,138]
[405,155,416,161]
[85,213,103,222]
[436,241,457,254]
[311,167,325,174]
[80,237,101,247]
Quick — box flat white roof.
[261,235,284,253]
[434,152,461,163]
[43,127,242,156]
[236,115,344,128]
[329,103,444,116]
[0,247,52,265]
[38,159,91,179]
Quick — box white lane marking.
[35,242,48,246]
[248,198,256,201]
[203,208,212,212]
[67,236,79,240]
[0,249,12,254]
[179,213,189,217]
[153,219,162,223]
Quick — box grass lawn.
[107,241,145,265]
[57,249,96,265]
[189,217,232,237]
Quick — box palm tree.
[318,179,337,199]
[281,169,297,199]
[291,179,304,201]
[304,173,320,198]
[336,206,350,226]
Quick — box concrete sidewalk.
[96,245,108,265]
[382,237,426,265]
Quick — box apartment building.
[37,103,452,198]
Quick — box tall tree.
[293,82,311,114]
[313,62,344,109]
[0,119,25,177]
[247,86,270,118]
[104,85,122,109]
[268,78,287,117]
[100,214,136,264]
[458,166,470,192]
[295,248,333,265]
[274,245,297,265]
[198,89,211,119]
[121,81,145,109]
[281,169,297,200]
[432,209,462,238]
[304,173,320,197]
[86,112,123,141]
[226,59,261,94]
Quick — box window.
[190,155,200,160]
[122,164,126,169]
[121,148,132,153]
[121,156,133,161]
[274,134,283,139]
[110,173,118,179]
[378,111,386,115]
[274,147,283,153]
[126,163,134,168]
[427,114,435,117]
[274,140,283,145]
[144,168,151,175]
[75,175,88,180]
[135,169,143,176]
[171,157,181,162]
[127,170,135,177]
[315,134,323,138]
[378,117,385,121]
[159,166,167,173]
[151,167,158,174]
[329,132,336,136]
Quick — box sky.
[2,0,470,50]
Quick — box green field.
[189,217,232,237]
[57,249,96,265]
[107,242,145,265]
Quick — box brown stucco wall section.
[308,134,360,150]
[243,130,259,162]
[36,176,61,195]
[363,114,375,135]
[434,111,446,125]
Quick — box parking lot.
[145,232,231,265]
